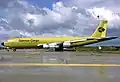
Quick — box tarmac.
[0,49,120,82]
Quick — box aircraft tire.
[55,48,63,52]
[13,48,16,52]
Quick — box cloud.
[87,7,120,21]
[3,1,84,36]
[62,0,120,8]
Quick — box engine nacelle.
[43,44,49,48]
[43,43,59,48]
[63,42,71,47]
[49,43,59,48]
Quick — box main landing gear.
[13,48,16,52]
[5,48,16,52]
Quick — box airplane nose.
[1,42,4,46]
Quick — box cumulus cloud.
[0,0,120,45]
[1,1,85,37]
[87,7,120,21]
[62,0,120,8]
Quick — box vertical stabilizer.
[90,20,108,38]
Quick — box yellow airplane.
[1,20,117,52]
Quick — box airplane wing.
[37,36,118,49]
[37,39,87,48]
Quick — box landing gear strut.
[55,48,63,52]
[5,47,9,52]
[6,49,9,52]
[55,43,64,52]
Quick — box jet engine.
[43,44,49,48]
[43,43,59,48]
[63,42,71,47]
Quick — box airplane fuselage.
[3,37,98,49]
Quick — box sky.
[0,0,120,46]
[28,0,56,8]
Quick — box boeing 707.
[1,20,117,51]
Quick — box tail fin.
[90,20,108,38]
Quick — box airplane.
[1,19,117,52]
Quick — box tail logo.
[98,27,105,32]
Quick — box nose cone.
[1,42,4,46]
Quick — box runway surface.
[0,50,120,82]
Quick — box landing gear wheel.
[55,48,63,52]
[6,49,9,52]
[13,48,16,52]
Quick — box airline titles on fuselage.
[19,39,39,42]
